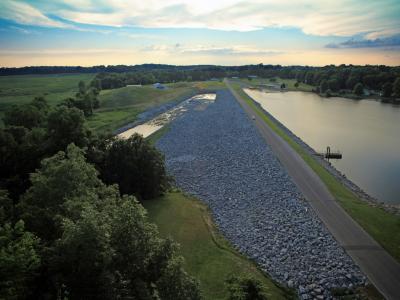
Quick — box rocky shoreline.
[248,90,400,216]
[156,90,367,299]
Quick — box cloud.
[1,0,399,40]
[0,0,66,28]
[325,35,400,48]
[142,43,284,56]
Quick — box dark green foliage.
[394,77,400,98]
[3,97,48,129]
[0,190,13,224]
[47,106,90,151]
[353,83,364,96]
[226,274,268,300]
[294,82,299,88]
[17,144,200,299]
[62,81,100,116]
[102,134,170,199]
[382,82,393,98]
[19,145,103,241]
[280,83,286,89]
[320,80,328,93]
[0,220,40,300]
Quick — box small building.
[153,83,165,89]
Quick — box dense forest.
[0,87,203,298]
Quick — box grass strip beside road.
[229,81,400,262]
[144,191,294,300]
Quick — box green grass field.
[0,73,95,126]
[144,191,294,300]
[228,80,400,262]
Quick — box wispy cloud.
[1,0,399,40]
[0,0,66,28]
[326,35,400,48]
[142,43,284,56]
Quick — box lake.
[244,89,400,204]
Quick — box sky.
[0,0,399,67]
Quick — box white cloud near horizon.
[1,0,399,40]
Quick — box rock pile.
[157,90,366,298]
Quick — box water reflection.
[245,89,400,204]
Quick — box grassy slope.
[87,81,226,133]
[144,192,293,300]
[229,81,400,262]
[242,77,314,92]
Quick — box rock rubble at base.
[156,90,366,298]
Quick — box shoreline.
[245,90,400,216]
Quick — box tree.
[393,77,400,98]
[46,106,90,152]
[353,83,364,96]
[0,220,40,300]
[226,274,268,300]
[294,82,299,88]
[103,134,170,199]
[19,144,103,241]
[346,76,358,90]
[320,80,328,93]
[19,144,200,299]
[78,81,86,95]
[0,190,13,224]
[382,82,393,98]
[4,103,46,129]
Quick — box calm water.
[245,89,400,204]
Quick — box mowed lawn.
[144,192,293,300]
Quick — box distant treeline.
[2,63,400,98]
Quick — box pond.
[244,89,400,204]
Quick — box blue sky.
[0,0,399,67]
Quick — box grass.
[144,191,294,300]
[241,77,314,92]
[88,80,226,133]
[228,80,400,262]
[0,73,95,127]
[0,73,95,111]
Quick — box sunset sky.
[0,0,399,67]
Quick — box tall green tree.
[0,220,40,300]
[46,106,90,152]
[393,77,400,98]
[19,144,200,299]
[353,83,364,96]
[103,134,170,199]
[382,82,393,98]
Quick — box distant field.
[144,191,293,300]
[0,73,94,125]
